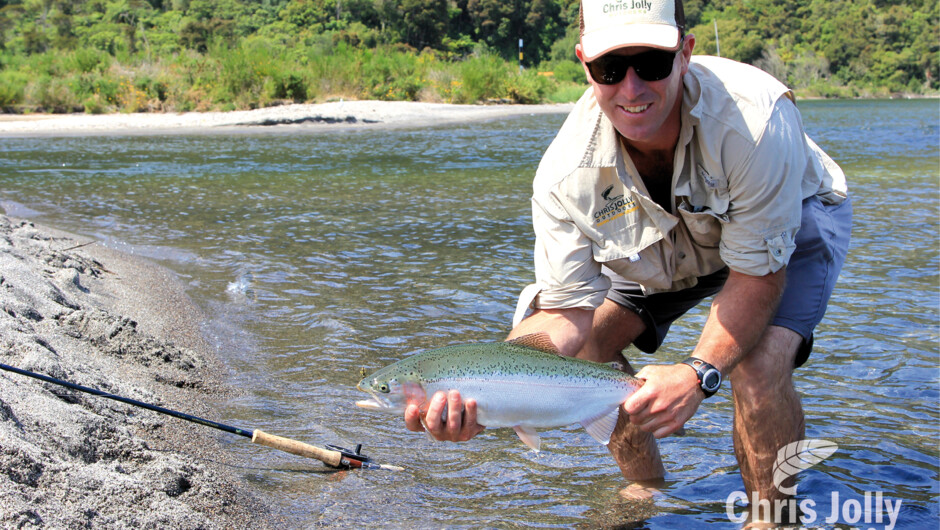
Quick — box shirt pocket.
[592,233,673,290]
[678,203,727,249]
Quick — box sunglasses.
[586,46,681,85]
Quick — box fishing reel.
[325,444,372,468]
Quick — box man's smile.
[621,103,651,114]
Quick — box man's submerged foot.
[618,478,665,500]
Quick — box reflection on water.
[0,101,937,528]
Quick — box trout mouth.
[355,380,393,410]
[355,398,386,410]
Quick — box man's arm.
[405,307,594,440]
[623,268,786,438]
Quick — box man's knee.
[730,326,803,404]
[580,299,645,364]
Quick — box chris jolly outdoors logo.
[594,185,637,227]
[725,440,903,529]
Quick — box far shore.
[0,100,575,137]
[2,93,935,138]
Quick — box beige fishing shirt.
[515,56,848,323]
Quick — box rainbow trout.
[356,333,641,452]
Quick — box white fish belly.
[428,378,629,429]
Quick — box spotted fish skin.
[355,334,641,451]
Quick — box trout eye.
[376,383,390,393]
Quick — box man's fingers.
[623,383,652,418]
[651,417,685,439]
[446,390,464,434]
[404,403,424,432]
[423,391,448,435]
[462,398,484,440]
[402,390,484,442]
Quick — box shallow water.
[0,100,937,528]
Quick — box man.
[404,0,852,517]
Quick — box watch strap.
[681,357,722,398]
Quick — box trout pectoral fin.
[513,425,541,452]
[581,407,620,445]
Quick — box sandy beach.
[0,215,272,528]
[0,100,574,136]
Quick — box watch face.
[702,370,721,391]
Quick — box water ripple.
[0,103,936,527]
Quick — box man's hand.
[404,389,485,442]
[623,363,704,438]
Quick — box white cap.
[580,0,684,61]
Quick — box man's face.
[577,35,695,152]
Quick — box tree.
[375,0,448,50]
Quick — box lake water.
[0,100,937,528]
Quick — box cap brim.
[581,25,681,62]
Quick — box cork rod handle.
[251,429,346,468]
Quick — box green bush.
[540,60,585,84]
[67,48,110,74]
[306,41,362,98]
[25,75,81,112]
[505,70,552,104]
[270,71,309,102]
[455,53,509,103]
[361,50,423,100]
[83,94,107,114]
[93,76,122,108]
[0,71,30,106]
[548,83,589,103]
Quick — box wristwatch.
[682,357,722,398]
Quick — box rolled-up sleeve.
[719,97,806,276]
[513,192,610,326]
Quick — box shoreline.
[0,100,574,137]
[0,95,932,137]
[0,215,273,527]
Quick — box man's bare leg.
[580,300,666,498]
[730,326,805,525]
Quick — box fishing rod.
[0,362,402,471]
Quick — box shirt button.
[678,252,686,260]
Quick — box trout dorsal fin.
[506,332,560,354]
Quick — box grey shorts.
[605,195,852,367]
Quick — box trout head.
[355,370,426,414]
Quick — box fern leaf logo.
[772,439,838,495]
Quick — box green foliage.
[504,69,553,104]
[454,52,507,103]
[547,82,588,103]
[541,60,585,84]
[691,0,939,95]
[0,0,933,112]
[0,70,30,106]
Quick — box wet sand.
[0,215,273,528]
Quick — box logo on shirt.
[594,185,637,226]
[697,164,723,189]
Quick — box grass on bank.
[0,39,591,114]
[1,37,934,114]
